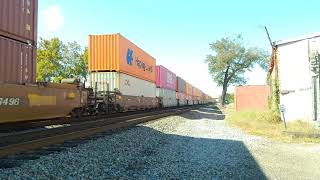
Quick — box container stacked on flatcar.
[0,0,37,84]
[155,65,177,107]
[186,82,193,105]
[0,0,89,123]
[88,34,158,111]
[176,76,187,106]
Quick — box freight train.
[0,0,213,124]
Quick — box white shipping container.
[178,99,188,106]
[156,88,177,107]
[89,72,156,97]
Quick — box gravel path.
[0,105,319,179]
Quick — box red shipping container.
[235,85,270,111]
[0,0,38,45]
[156,65,176,90]
[0,36,36,84]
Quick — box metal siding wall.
[278,40,313,121]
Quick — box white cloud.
[42,5,64,32]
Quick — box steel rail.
[0,107,192,159]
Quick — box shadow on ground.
[180,105,225,120]
[0,105,266,179]
[105,125,267,179]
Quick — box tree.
[205,35,269,106]
[36,37,65,82]
[224,93,234,104]
[36,38,88,82]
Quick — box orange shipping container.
[88,34,156,82]
[186,83,193,96]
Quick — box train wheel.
[71,108,83,118]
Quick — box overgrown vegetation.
[219,93,234,104]
[226,108,320,143]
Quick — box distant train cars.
[87,33,212,110]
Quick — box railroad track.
[0,107,183,133]
[0,106,194,162]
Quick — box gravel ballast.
[1,105,320,179]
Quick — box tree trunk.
[220,66,230,106]
[221,81,228,106]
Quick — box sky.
[38,0,320,97]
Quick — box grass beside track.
[224,104,320,143]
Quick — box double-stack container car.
[176,77,187,106]
[155,65,177,107]
[186,83,193,105]
[88,34,158,111]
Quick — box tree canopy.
[36,37,88,83]
[205,35,269,106]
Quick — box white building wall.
[278,40,313,121]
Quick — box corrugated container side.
[156,65,176,90]
[89,72,156,97]
[186,82,193,95]
[176,76,186,93]
[88,72,119,92]
[156,88,177,107]
[177,92,188,106]
[88,34,119,73]
[0,36,36,84]
[0,0,38,45]
[88,34,156,83]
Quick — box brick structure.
[235,85,270,111]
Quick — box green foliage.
[205,35,269,105]
[36,38,88,82]
[205,35,269,86]
[226,110,320,143]
[220,93,234,104]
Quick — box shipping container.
[89,72,156,97]
[176,92,187,106]
[186,82,193,95]
[88,34,156,82]
[0,0,38,45]
[156,65,176,90]
[0,36,36,84]
[176,76,186,93]
[156,88,177,107]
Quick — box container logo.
[126,48,153,73]
[126,49,134,65]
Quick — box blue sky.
[38,0,320,97]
